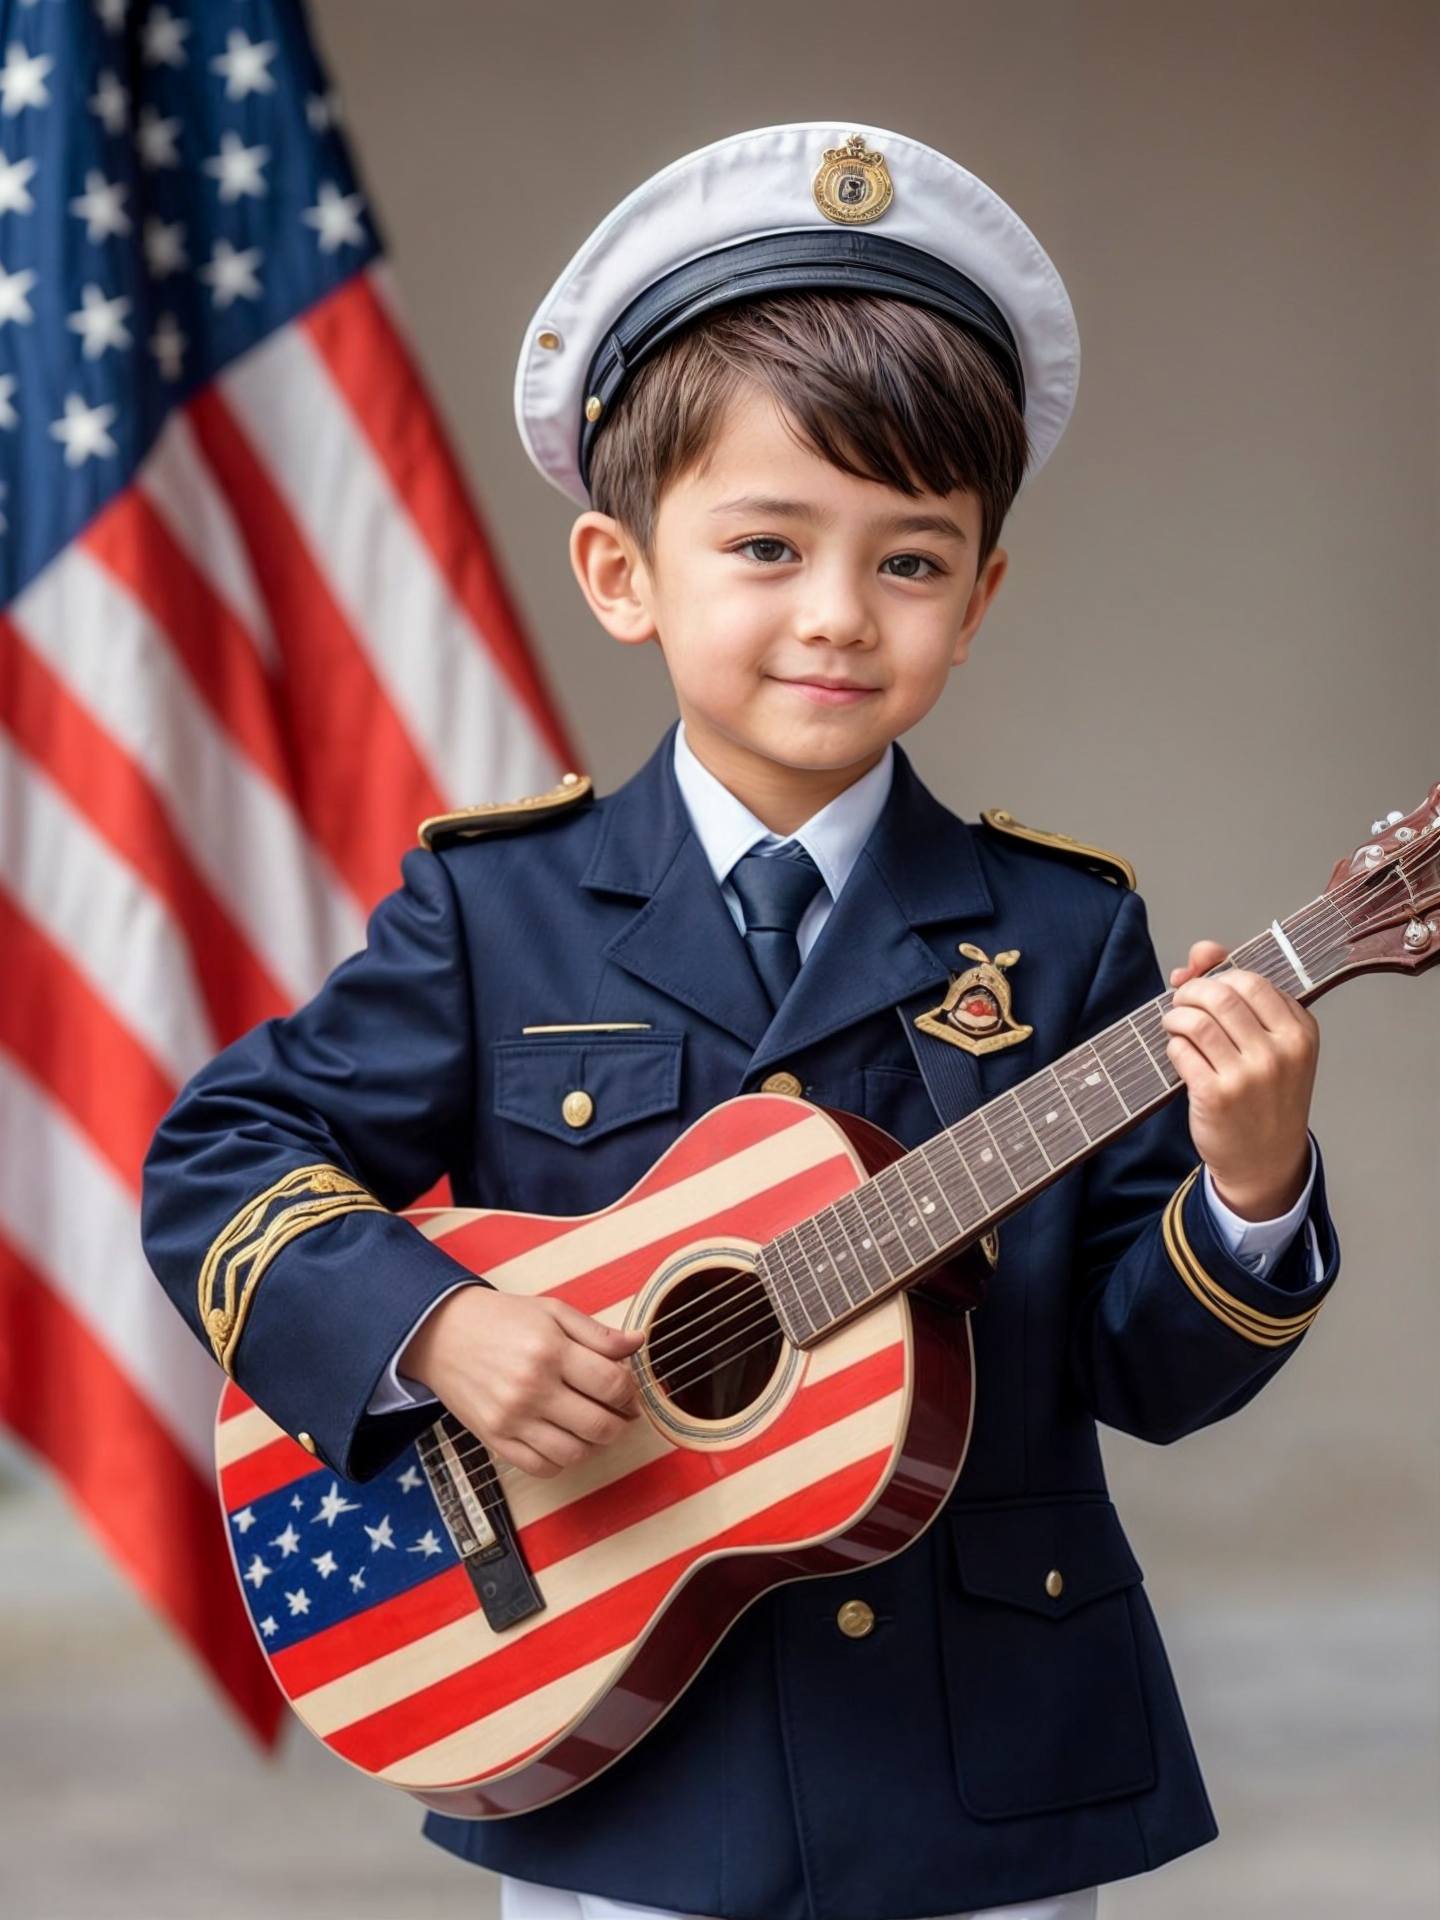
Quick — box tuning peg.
[1371,819,1388,835]
[1388,810,1406,824]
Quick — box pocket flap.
[492,1032,684,1147]
[950,1499,1142,1620]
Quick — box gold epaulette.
[198,1164,387,1374]
[980,807,1136,890]
[418,771,594,851]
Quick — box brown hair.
[587,292,1029,570]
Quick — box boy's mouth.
[773,675,880,706]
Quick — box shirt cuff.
[364,1280,474,1415]
[1200,1135,1318,1278]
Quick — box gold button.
[760,1070,803,1097]
[297,1431,318,1457]
[1045,1568,1064,1600]
[835,1598,875,1638]
[536,328,561,351]
[562,1089,595,1129]
[584,395,603,423]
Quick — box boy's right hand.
[399,1286,647,1478]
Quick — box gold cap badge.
[813,133,894,226]
[914,944,1034,1057]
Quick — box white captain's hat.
[514,121,1080,508]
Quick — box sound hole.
[647,1263,783,1420]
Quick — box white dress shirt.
[368,720,1317,1416]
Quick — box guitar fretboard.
[759,894,1352,1345]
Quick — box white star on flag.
[270,1523,301,1558]
[231,1507,257,1536]
[242,1554,272,1590]
[311,1550,339,1579]
[259,1615,279,1639]
[68,284,132,360]
[0,373,18,429]
[89,69,129,135]
[364,1514,396,1554]
[290,1493,304,1511]
[136,105,181,170]
[203,131,269,204]
[69,169,131,242]
[0,153,36,215]
[95,0,129,31]
[285,1587,311,1618]
[0,262,36,326]
[211,30,278,101]
[305,89,342,132]
[141,5,190,70]
[149,313,186,382]
[143,217,187,279]
[348,1569,366,1593]
[396,1465,422,1493]
[49,393,118,467]
[303,182,366,255]
[408,1530,443,1559]
[312,1481,361,1528]
[200,238,263,309]
[0,43,53,117]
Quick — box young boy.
[141,124,1338,1920]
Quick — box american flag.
[0,0,576,1741]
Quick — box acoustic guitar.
[213,784,1438,1815]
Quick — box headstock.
[1321,782,1440,980]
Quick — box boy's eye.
[734,537,795,565]
[881,552,943,580]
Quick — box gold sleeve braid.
[1160,1167,1323,1348]
[198,1164,388,1374]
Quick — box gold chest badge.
[813,133,894,225]
[914,943,1034,1056]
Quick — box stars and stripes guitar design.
[216,791,1439,1814]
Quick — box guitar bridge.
[416,1413,545,1631]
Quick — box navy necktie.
[726,841,826,1012]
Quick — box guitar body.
[215,1092,983,1816]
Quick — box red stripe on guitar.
[219,1436,325,1512]
[326,1451,890,1773]
[271,1564,476,1697]
[523,1342,905,1571]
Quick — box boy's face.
[571,380,1008,820]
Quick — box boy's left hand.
[1160,940,1320,1221]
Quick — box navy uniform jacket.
[141,721,1340,1920]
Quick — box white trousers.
[499,1873,1100,1920]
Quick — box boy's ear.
[569,511,657,646]
[951,546,1008,665]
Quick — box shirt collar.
[671,717,895,905]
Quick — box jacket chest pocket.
[939,1498,1156,1819]
[489,1031,686,1212]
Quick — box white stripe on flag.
[11,546,366,1001]
[0,1050,221,1470]
[220,328,558,806]
[137,412,279,669]
[0,730,216,1084]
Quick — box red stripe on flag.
[0,889,176,1191]
[186,388,446,910]
[302,275,579,775]
[326,1451,889,1773]
[0,616,289,1046]
[219,1436,327,1513]
[0,1232,283,1747]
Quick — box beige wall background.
[3,3,1435,1915]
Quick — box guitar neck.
[759,891,1355,1346]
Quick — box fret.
[813,1202,866,1310]
[896,1142,967,1245]
[988,1089,1055,1181]
[833,1189,892,1303]
[1053,1040,1129,1135]
[924,1129,988,1231]
[875,1162,938,1267]
[793,1214,852,1322]
[846,1184,906,1286]
[1127,1007,1180,1089]
[1012,1069,1089,1167]
[1092,1020,1166,1111]
[952,1110,1021,1211]
[770,1230,822,1337]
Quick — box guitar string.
[406,837,1434,1500]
